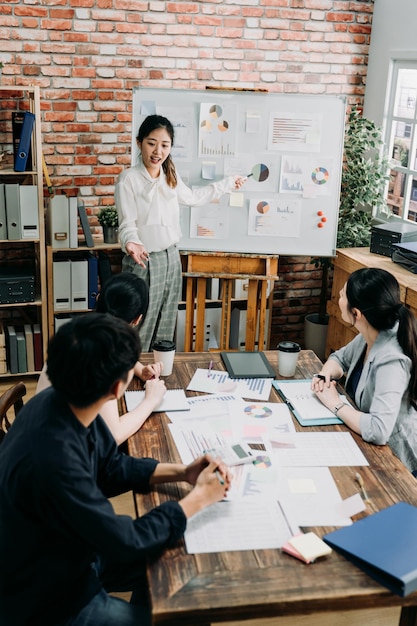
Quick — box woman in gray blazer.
[312,267,417,473]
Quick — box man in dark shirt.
[0,314,230,626]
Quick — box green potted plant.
[97,206,119,244]
[304,107,390,360]
[336,106,390,248]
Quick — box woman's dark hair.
[47,314,140,408]
[95,272,149,326]
[346,267,417,408]
[137,114,177,188]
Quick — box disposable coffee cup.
[278,341,301,377]
[152,340,176,376]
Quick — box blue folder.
[14,111,35,172]
[323,502,417,597]
[273,379,343,426]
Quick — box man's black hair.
[47,313,140,407]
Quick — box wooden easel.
[181,251,278,352]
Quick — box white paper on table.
[264,432,369,467]
[187,368,272,401]
[229,401,296,441]
[276,466,355,527]
[184,499,298,554]
[166,393,244,425]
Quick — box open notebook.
[125,389,190,413]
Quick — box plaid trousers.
[122,245,182,352]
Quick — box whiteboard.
[132,88,346,257]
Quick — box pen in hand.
[355,472,370,502]
[215,469,225,485]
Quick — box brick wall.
[0,0,374,346]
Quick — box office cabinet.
[325,247,417,358]
[0,86,47,376]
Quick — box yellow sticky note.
[289,532,332,562]
[229,192,244,208]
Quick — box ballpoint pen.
[215,469,225,485]
[207,360,213,378]
[355,472,370,502]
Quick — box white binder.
[47,195,69,248]
[71,259,88,311]
[53,259,71,311]
[5,183,22,240]
[23,324,35,372]
[69,196,78,248]
[19,185,39,239]
[0,183,7,239]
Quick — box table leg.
[399,606,417,626]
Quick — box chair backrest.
[0,382,27,444]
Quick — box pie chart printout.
[256,201,270,214]
[251,163,269,182]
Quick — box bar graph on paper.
[187,368,272,401]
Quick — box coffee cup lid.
[152,340,176,352]
[278,341,300,353]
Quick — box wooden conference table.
[127,351,417,626]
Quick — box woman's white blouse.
[115,157,235,253]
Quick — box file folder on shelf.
[5,325,18,374]
[0,184,7,239]
[47,195,69,248]
[5,183,22,240]
[87,253,99,310]
[14,111,35,172]
[78,203,94,248]
[33,324,43,372]
[24,324,35,372]
[12,111,33,172]
[53,259,71,311]
[16,330,27,373]
[69,197,78,248]
[70,259,88,311]
[19,185,39,239]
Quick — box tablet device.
[220,351,275,379]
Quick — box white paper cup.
[152,340,176,376]
[278,341,301,377]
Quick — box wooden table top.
[127,351,417,626]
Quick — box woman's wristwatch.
[334,401,346,416]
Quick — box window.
[383,61,417,223]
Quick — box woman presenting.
[311,267,417,473]
[115,114,246,352]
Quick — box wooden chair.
[0,382,27,444]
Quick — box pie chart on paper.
[251,163,269,182]
[256,201,270,214]
[209,104,223,118]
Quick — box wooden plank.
[194,277,207,351]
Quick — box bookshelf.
[0,86,48,377]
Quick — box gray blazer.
[330,325,417,472]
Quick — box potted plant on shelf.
[304,107,390,360]
[97,206,119,244]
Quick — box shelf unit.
[0,86,48,377]
[46,242,123,339]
